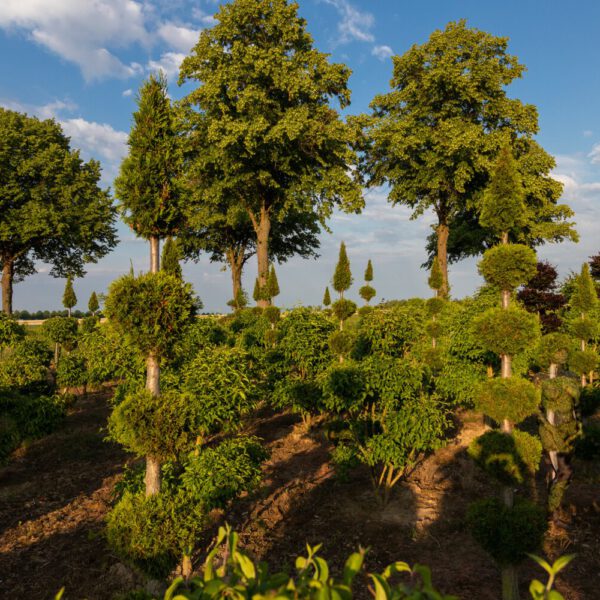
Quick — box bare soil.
[0,394,598,599]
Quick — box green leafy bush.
[467,498,547,566]
[536,333,571,369]
[541,377,580,413]
[579,384,600,417]
[568,349,599,375]
[474,377,539,424]
[332,299,357,322]
[0,339,52,392]
[0,314,25,351]
[56,353,87,389]
[478,244,538,291]
[328,330,356,358]
[41,316,79,349]
[569,317,599,341]
[321,363,366,413]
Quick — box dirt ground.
[0,393,599,599]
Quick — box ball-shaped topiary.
[332,298,357,322]
[0,314,25,349]
[475,377,539,424]
[568,349,599,376]
[328,330,356,358]
[104,271,198,357]
[322,363,365,413]
[359,285,376,304]
[472,306,540,356]
[422,347,444,371]
[425,297,445,317]
[541,377,580,413]
[570,317,599,342]
[536,333,571,369]
[478,244,537,291]
[467,497,547,566]
[468,430,542,486]
[425,321,443,339]
[263,306,281,325]
[41,316,79,346]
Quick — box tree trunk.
[145,351,161,496]
[228,250,244,309]
[501,566,520,600]
[255,204,271,308]
[1,258,14,315]
[150,235,160,274]
[436,222,449,298]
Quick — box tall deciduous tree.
[0,108,117,314]
[62,276,77,317]
[114,73,184,494]
[179,0,363,308]
[359,20,576,297]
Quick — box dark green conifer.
[333,242,352,298]
[323,286,331,307]
[88,291,99,315]
[62,276,77,317]
[161,237,182,278]
[364,259,373,282]
[267,264,280,301]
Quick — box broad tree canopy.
[0,108,117,314]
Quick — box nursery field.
[0,387,599,599]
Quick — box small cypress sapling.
[88,291,99,316]
[469,147,544,600]
[359,259,376,305]
[567,263,599,386]
[228,287,248,311]
[253,278,260,304]
[63,276,77,317]
[161,237,182,279]
[267,264,280,303]
[323,286,331,307]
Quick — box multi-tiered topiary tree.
[359,259,376,307]
[567,264,599,387]
[105,272,198,496]
[467,147,545,600]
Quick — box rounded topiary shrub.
[467,497,547,566]
[541,377,580,413]
[536,333,571,369]
[422,347,444,371]
[472,306,540,356]
[568,349,599,375]
[332,299,357,322]
[478,244,538,290]
[469,430,542,486]
[475,377,539,424]
[0,339,53,391]
[263,306,281,325]
[425,297,445,316]
[328,330,356,358]
[42,316,79,348]
[322,363,365,413]
[570,317,599,342]
[56,353,87,389]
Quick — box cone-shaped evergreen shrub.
[62,276,77,316]
[88,291,99,315]
[323,286,331,307]
[333,242,352,297]
[161,237,182,278]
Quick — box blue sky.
[1,0,599,312]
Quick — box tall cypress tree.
[88,291,99,315]
[267,264,280,302]
[114,73,184,496]
[333,242,352,299]
[62,276,77,317]
[161,237,182,279]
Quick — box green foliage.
[428,258,444,292]
[180,346,255,436]
[425,297,445,317]
[579,384,600,417]
[568,349,599,376]
[472,306,540,356]
[272,379,323,419]
[479,147,526,236]
[332,299,357,322]
[0,339,52,391]
[536,333,571,369]
[323,287,331,307]
[56,354,87,389]
[425,321,443,339]
[267,265,280,300]
[569,316,599,342]
[528,554,575,600]
[104,271,198,357]
[570,263,599,314]
[115,73,183,240]
[364,259,374,283]
[62,276,77,312]
[161,237,182,278]
[329,330,356,359]
[333,242,353,295]
[575,423,600,459]
[469,430,542,486]
[108,389,205,461]
[0,108,117,310]
[322,363,366,413]
[79,315,99,335]
[41,316,78,346]
[0,313,25,349]
[277,308,335,379]
[478,244,538,291]
[359,285,376,304]
[541,377,580,413]
[467,498,547,566]
[228,287,249,311]
[88,291,99,315]
[0,414,19,464]
[475,377,539,424]
[263,306,281,325]
[180,437,268,508]
[434,358,488,406]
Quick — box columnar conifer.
[161,237,182,279]
[62,276,77,317]
[267,265,280,303]
[88,291,99,316]
[323,287,331,307]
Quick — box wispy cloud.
[371,44,393,61]
[322,0,375,44]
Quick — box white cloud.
[122,88,133,97]
[0,0,149,81]
[147,52,186,80]
[372,45,393,61]
[157,22,200,53]
[60,118,128,164]
[588,143,600,164]
[583,130,593,138]
[322,0,375,44]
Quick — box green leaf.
[342,551,364,585]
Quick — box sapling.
[87,291,99,316]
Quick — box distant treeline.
[13,310,99,320]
